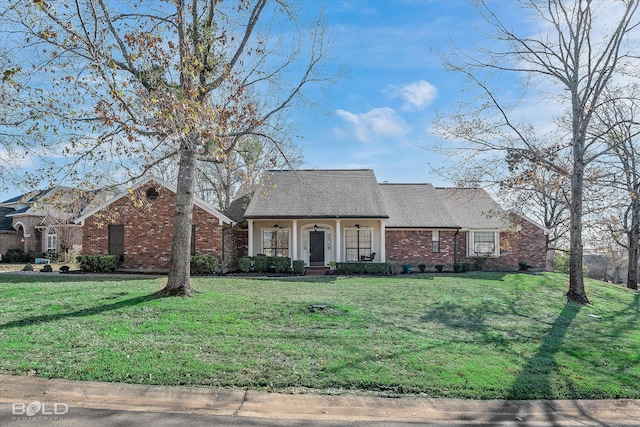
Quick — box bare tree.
[592,87,640,289]
[4,0,332,295]
[436,0,640,304]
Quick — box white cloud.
[384,80,438,110]
[335,107,409,142]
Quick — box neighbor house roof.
[0,207,15,230]
[74,176,234,225]
[243,169,389,219]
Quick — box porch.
[247,218,386,267]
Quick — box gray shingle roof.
[434,187,510,229]
[378,184,509,229]
[378,184,460,228]
[244,169,389,219]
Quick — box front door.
[309,231,325,266]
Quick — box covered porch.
[247,218,386,266]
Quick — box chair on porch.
[360,252,376,262]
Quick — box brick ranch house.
[0,187,84,259]
[228,169,548,271]
[74,177,239,272]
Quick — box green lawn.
[0,272,638,399]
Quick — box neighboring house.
[231,169,547,271]
[75,177,236,272]
[0,187,84,258]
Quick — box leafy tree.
[436,0,640,304]
[4,0,332,295]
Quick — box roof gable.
[244,169,389,219]
[74,176,233,225]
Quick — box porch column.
[335,219,341,262]
[380,219,386,262]
[248,220,254,256]
[292,220,298,261]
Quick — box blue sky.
[296,0,482,185]
[0,0,509,201]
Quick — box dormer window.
[146,187,159,200]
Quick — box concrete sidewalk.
[1,375,639,426]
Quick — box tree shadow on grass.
[0,292,162,330]
[474,302,623,427]
[0,274,164,284]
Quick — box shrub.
[273,256,291,273]
[554,253,570,274]
[292,260,306,275]
[335,262,392,275]
[2,248,32,263]
[418,262,426,273]
[253,255,269,273]
[238,257,251,273]
[388,262,400,275]
[190,254,218,275]
[76,255,119,273]
[518,261,532,271]
[435,264,444,273]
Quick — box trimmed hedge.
[253,255,291,273]
[76,255,119,273]
[190,254,219,275]
[335,262,393,275]
[292,260,306,275]
[238,257,251,273]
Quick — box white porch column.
[292,220,298,261]
[248,220,254,256]
[335,219,341,262]
[379,219,386,262]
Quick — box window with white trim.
[345,228,372,261]
[46,228,57,252]
[432,230,440,253]
[262,229,289,257]
[470,231,499,257]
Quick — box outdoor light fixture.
[313,224,318,231]
[20,237,25,243]
[355,224,361,228]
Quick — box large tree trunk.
[567,157,590,304]
[626,206,640,290]
[162,141,197,297]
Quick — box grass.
[0,271,638,399]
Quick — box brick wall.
[385,214,546,271]
[82,182,226,271]
[223,227,248,271]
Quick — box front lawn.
[0,272,638,399]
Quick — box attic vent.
[146,187,159,200]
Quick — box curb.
[2,375,640,425]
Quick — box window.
[432,230,440,253]
[146,187,159,200]
[108,224,125,262]
[46,228,57,252]
[471,231,498,256]
[345,228,372,262]
[263,229,289,257]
